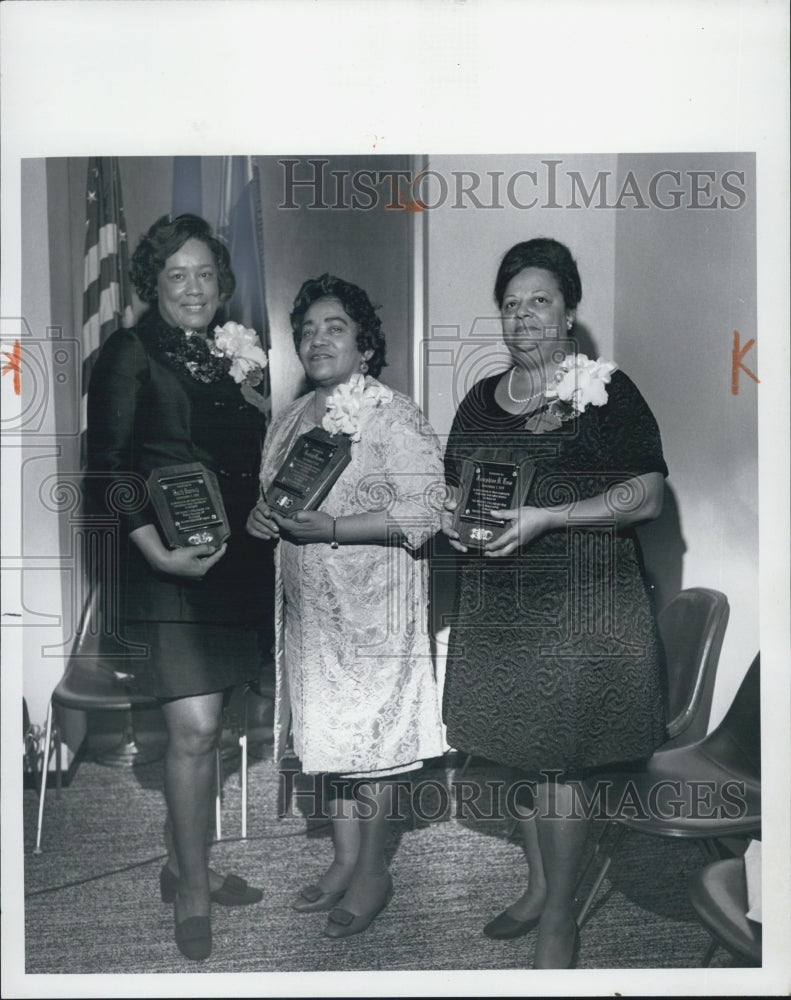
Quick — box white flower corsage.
[545,353,617,421]
[322,373,393,443]
[210,321,269,387]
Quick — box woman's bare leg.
[161,691,224,922]
[316,787,361,894]
[336,780,395,915]
[532,779,588,968]
[501,813,548,921]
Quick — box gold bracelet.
[331,517,339,549]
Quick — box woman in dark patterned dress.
[441,237,667,968]
[87,214,273,961]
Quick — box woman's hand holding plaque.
[449,457,536,552]
[147,463,230,549]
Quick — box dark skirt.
[114,514,274,700]
[120,620,266,700]
[442,534,667,775]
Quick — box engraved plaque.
[453,458,536,549]
[267,426,352,515]
[147,463,230,548]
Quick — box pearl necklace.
[507,367,545,405]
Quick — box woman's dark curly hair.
[129,213,236,305]
[289,274,388,379]
[494,237,582,313]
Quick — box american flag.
[81,156,132,463]
[217,155,271,414]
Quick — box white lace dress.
[260,378,447,775]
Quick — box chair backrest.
[53,585,157,711]
[53,657,148,711]
[658,587,729,748]
[703,652,761,778]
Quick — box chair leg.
[574,820,608,902]
[455,752,473,779]
[242,681,275,760]
[214,746,223,841]
[240,730,248,839]
[575,821,627,927]
[55,723,62,796]
[94,708,163,767]
[694,838,717,862]
[701,937,717,967]
[33,701,54,855]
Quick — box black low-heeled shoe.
[160,865,263,906]
[292,883,346,913]
[483,909,541,940]
[174,914,212,962]
[323,875,394,939]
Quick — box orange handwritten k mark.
[1,339,22,395]
[731,331,759,395]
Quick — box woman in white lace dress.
[247,274,445,938]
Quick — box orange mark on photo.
[385,176,427,213]
[1,339,22,395]
[731,331,759,395]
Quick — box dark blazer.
[87,308,272,625]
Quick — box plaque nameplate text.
[147,463,230,548]
[267,426,352,515]
[453,457,536,549]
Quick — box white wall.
[613,153,758,727]
[19,159,81,756]
[256,155,414,417]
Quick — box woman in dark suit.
[87,213,272,961]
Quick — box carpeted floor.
[17,720,744,981]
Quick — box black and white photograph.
[2,3,789,998]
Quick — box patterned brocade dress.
[259,378,447,776]
[442,369,668,777]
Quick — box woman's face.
[156,237,220,334]
[500,267,574,369]
[297,296,372,390]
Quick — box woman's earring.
[566,318,574,330]
[359,359,369,375]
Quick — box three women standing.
[90,215,665,965]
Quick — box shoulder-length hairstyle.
[130,213,236,305]
[494,237,582,313]
[289,273,388,379]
